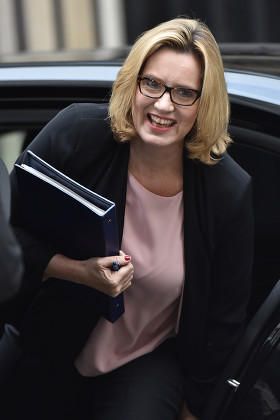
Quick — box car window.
[0,127,43,172]
[0,131,27,173]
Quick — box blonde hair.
[109,17,231,164]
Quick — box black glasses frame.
[137,76,201,106]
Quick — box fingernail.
[124,255,131,261]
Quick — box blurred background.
[0,0,279,62]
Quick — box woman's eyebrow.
[142,74,194,89]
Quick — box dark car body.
[0,51,280,418]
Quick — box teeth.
[150,114,174,126]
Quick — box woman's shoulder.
[203,152,251,191]
[72,102,109,120]
[19,102,115,176]
[218,152,250,183]
[185,152,251,206]
[53,103,117,165]
[209,150,253,202]
[35,103,111,150]
[51,102,113,150]
[56,102,109,124]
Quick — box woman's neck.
[129,141,183,197]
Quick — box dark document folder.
[15,150,124,323]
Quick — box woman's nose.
[154,91,175,112]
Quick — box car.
[0,51,280,419]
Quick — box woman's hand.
[178,401,199,420]
[82,250,134,296]
[43,250,134,296]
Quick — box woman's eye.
[146,79,160,89]
[177,89,193,98]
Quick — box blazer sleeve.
[184,174,254,417]
[10,103,108,290]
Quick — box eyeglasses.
[137,76,201,106]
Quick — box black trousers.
[2,339,184,420]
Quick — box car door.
[204,71,280,420]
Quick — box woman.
[4,17,253,420]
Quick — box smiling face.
[132,47,202,151]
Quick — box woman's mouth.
[148,114,176,128]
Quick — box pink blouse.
[75,172,185,376]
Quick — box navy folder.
[15,150,124,323]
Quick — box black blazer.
[10,103,254,416]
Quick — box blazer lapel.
[178,157,211,351]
